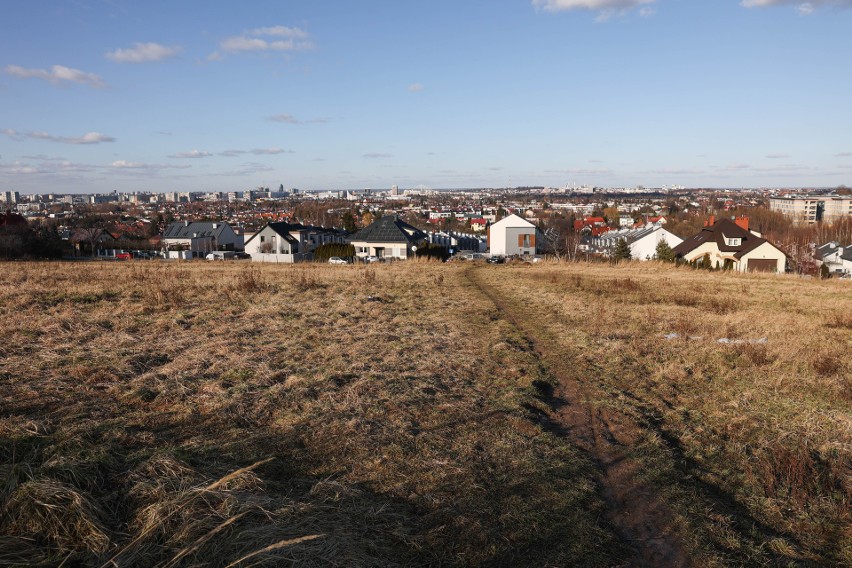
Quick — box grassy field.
[0,260,849,567]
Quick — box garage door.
[748,259,777,273]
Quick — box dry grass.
[473,261,851,566]
[0,260,619,567]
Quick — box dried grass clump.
[2,480,111,555]
[826,311,852,330]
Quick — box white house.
[488,214,538,257]
[816,242,852,275]
[593,225,684,260]
[243,221,344,263]
[162,221,242,258]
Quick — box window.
[523,234,530,248]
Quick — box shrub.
[415,243,449,262]
[313,243,355,262]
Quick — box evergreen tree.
[655,239,675,262]
[613,238,632,261]
[341,211,357,233]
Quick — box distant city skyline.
[2,0,851,194]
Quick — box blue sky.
[1,0,851,194]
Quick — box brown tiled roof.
[672,218,775,260]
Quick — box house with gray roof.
[162,221,242,258]
[243,221,345,263]
[816,241,852,275]
[348,216,427,261]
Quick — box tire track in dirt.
[465,267,693,568]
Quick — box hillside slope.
[0,261,849,566]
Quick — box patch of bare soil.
[467,268,693,567]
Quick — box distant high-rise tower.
[391,185,399,196]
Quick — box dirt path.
[466,267,693,567]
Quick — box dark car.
[487,256,504,264]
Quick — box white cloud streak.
[408,83,425,92]
[2,129,115,144]
[267,113,330,124]
[106,42,182,63]
[741,0,852,13]
[219,26,312,54]
[169,149,212,159]
[112,160,191,171]
[4,64,105,88]
[218,147,294,157]
[268,113,301,124]
[532,0,656,18]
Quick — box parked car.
[234,252,251,259]
[487,256,504,264]
[328,256,348,265]
[364,256,380,263]
[115,252,132,260]
[206,251,235,261]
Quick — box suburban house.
[488,214,538,257]
[349,215,427,261]
[590,225,683,260]
[815,241,852,276]
[672,216,786,273]
[162,221,242,258]
[243,221,346,263]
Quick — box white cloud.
[644,168,706,175]
[111,160,191,171]
[547,167,613,175]
[2,129,115,144]
[112,160,147,169]
[169,149,212,159]
[408,83,425,92]
[248,26,309,38]
[766,153,790,159]
[741,0,852,13]
[4,64,105,88]
[218,147,294,157]
[267,113,329,124]
[268,113,301,124]
[532,0,656,18]
[20,154,66,161]
[250,147,292,155]
[218,162,276,176]
[836,152,852,157]
[106,42,182,63]
[219,26,312,54]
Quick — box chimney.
[704,215,715,227]
[735,216,749,232]
[184,220,189,226]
